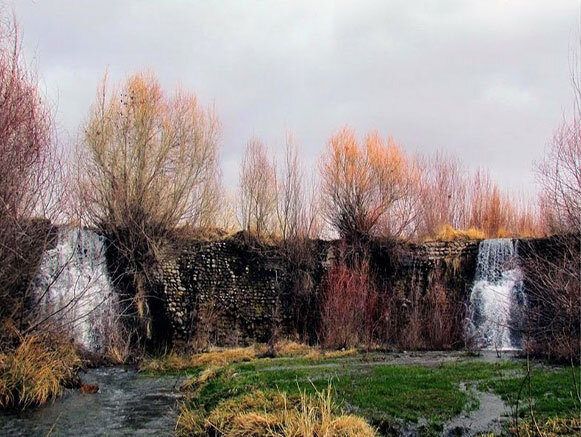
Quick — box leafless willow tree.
[320,127,415,241]
[537,93,581,233]
[417,151,467,238]
[274,132,320,242]
[238,137,277,239]
[0,15,64,342]
[78,72,222,344]
[522,36,581,364]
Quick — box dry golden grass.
[141,342,358,375]
[274,341,357,361]
[140,345,268,373]
[328,415,378,436]
[510,417,581,437]
[205,391,290,434]
[301,348,357,363]
[432,225,485,241]
[0,335,82,409]
[139,351,191,372]
[196,365,221,385]
[191,346,265,367]
[107,345,131,365]
[274,340,312,357]
[177,385,377,437]
[173,225,234,242]
[323,349,357,359]
[230,411,281,436]
[176,405,206,436]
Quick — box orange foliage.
[320,131,541,241]
[320,127,416,240]
[466,169,540,239]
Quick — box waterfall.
[33,227,119,352]
[467,238,525,350]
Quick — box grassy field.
[141,346,580,436]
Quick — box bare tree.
[275,133,303,241]
[0,15,63,340]
[274,132,320,242]
[537,117,580,235]
[78,72,221,344]
[522,34,581,365]
[521,236,580,363]
[466,169,519,238]
[418,151,468,238]
[238,137,277,239]
[537,33,581,235]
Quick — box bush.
[0,335,82,409]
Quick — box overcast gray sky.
[12,0,580,194]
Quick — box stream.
[0,367,184,436]
[0,352,518,436]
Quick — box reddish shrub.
[320,257,378,349]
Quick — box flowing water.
[10,231,525,435]
[467,238,525,350]
[0,367,184,436]
[32,227,119,352]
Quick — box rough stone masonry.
[151,236,481,348]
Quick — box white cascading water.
[32,227,119,351]
[467,238,525,350]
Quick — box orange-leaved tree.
[320,127,415,241]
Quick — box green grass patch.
[181,355,534,429]
[479,365,580,420]
[174,351,579,435]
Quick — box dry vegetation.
[139,341,356,373]
[318,247,464,351]
[510,417,581,437]
[239,138,277,239]
[0,335,82,409]
[520,38,581,364]
[168,347,579,436]
[139,346,262,373]
[177,386,377,437]
[320,128,416,241]
[430,225,486,242]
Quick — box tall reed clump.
[0,335,82,409]
[177,385,377,437]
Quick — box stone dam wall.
[150,237,481,347]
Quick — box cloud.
[12,0,579,193]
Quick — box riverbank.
[170,349,579,436]
[2,348,577,436]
